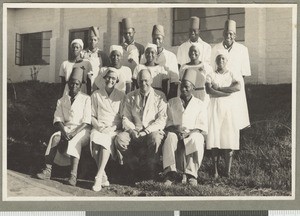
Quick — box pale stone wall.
[7,7,293,84]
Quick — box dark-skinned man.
[37,67,91,186]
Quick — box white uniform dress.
[93,66,132,93]
[163,96,208,178]
[179,63,213,106]
[133,64,168,90]
[140,48,180,84]
[90,87,125,160]
[45,92,91,166]
[211,42,251,129]
[206,70,242,150]
[177,38,211,66]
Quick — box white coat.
[177,37,211,66]
[211,42,251,129]
[140,48,180,84]
[122,87,167,133]
[90,87,125,157]
[45,92,91,166]
[163,96,208,178]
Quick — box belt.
[195,87,205,91]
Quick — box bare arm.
[68,123,89,140]
[125,82,132,94]
[218,81,241,93]
[205,82,231,98]
[162,79,168,98]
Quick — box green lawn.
[6,81,292,196]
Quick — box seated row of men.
[36,66,208,192]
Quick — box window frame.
[172,8,245,46]
[15,30,52,66]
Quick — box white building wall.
[265,8,293,84]
[7,9,54,83]
[109,8,159,49]
[6,7,293,84]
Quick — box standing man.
[177,16,211,68]
[162,68,208,186]
[141,25,180,99]
[121,18,145,73]
[210,19,251,130]
[114,69,167,179]
[36,67,91,186]
[82,26,110,91]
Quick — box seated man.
[162,68,208,186]
[90,68,125,192]
[114,69,167,179]
[36,67,91,186]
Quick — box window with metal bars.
[173,8,245,46]
[15,31,52,66]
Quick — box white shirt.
[133,64,168,89]
[59,61,75,81]
[121,43,140,72]
[179,62,212,104]
[140,48,179,83]
[177,37,211,66]
[167,96,208,135]
[211,42,251,77]
[53,92,91,128]
[122,88,167,133]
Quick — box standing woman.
[132,43,169,97]
[205,50,243,178]
[179,45,212,106]
[211,19,251,130]
[94,45,132,94]
[90,69,125,192]
[59,39,93,95]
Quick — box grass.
[6,82,292,196]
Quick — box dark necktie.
[70,97,75,105]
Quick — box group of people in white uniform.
[36,15,251,192]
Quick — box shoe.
[92,175,110,192]
[187,176,198,186]
[36,167,51,180]
[163,178,173,186]
[92,176,102,192]
[101,175,110,187]
[67,174,77,186]
[163,171,176,186]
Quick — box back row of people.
[36,16,251,192]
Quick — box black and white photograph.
[2,3,296,203]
